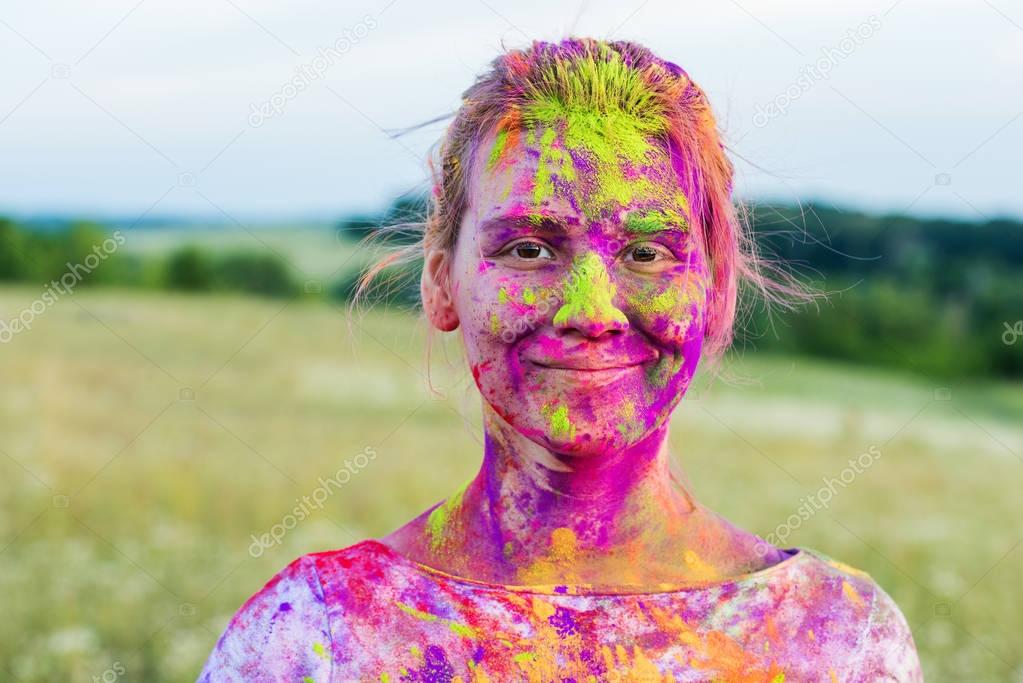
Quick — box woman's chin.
[481,390,665,457]
[536,425,650,458]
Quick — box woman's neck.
[383,404,781,587]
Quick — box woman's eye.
[624,243,670,265]
[628,245,660,263]
[508,241,554,260]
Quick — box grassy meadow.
[1,285,1021,681]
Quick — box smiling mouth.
[521,342,660,378]
[530,361,648,372]
[525,358,656,384]
[525,362,648,387]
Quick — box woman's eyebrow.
[478,211,573,234]
[622,210,691,235]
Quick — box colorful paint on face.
[551,253,628,330]
[420,94,724,592]
[625,207,690,234]
[526,107,667,216]
[542,402,575,442]
[452,116,706,457]
[483,65,692,228]
[615,399,645,441]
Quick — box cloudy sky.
[1,0,1021,222]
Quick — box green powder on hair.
[486,127,509,171]
[523,44,669,121]
[516,46,676,216]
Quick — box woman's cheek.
[622,270,708,348]
[475,272,561,345]
[461,270,556,390]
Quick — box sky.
[1,0,1021,223]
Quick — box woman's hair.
[355,36,807,360]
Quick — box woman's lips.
[521,345,659,371]
[523,359,651,388]
[528,359,649,371]
[518,335,660,382]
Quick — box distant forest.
[2,198,1021,378]
[739,204,1023,378]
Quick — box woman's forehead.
[470,121,691,229]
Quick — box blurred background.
[1,1,1021,680]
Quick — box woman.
[199,37,922,681]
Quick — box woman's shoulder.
[302,537,398,583]
[780,546,906,625]
[197,540,388,682]
[781,546,883,589]
[780,546,923,681]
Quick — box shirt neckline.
[362,539,808,596]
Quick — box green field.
[1,286,1021,681]
[118,223,363,281]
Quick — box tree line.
[1,198,1020,378]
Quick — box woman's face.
[437,117,710,457]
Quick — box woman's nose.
[552,253,629,338]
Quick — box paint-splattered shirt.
[198,540,922,682]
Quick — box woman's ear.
[422,248,459,332]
